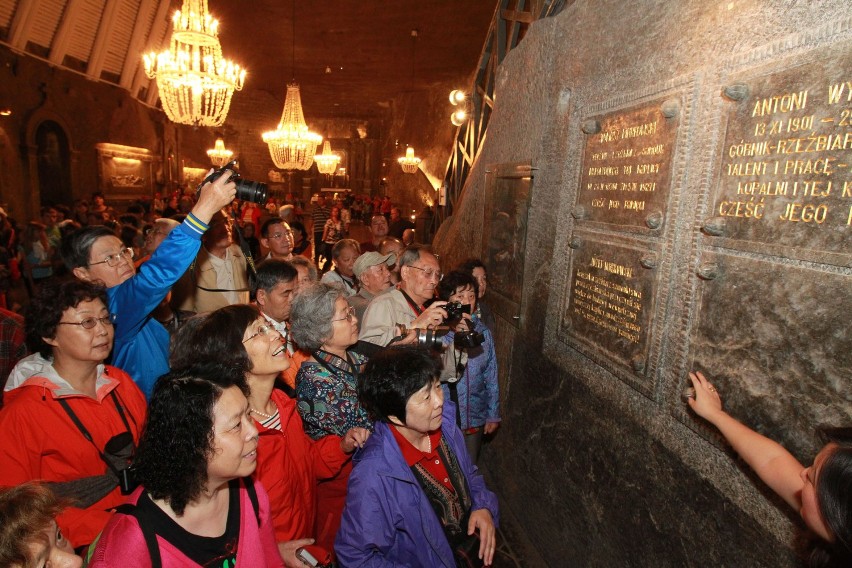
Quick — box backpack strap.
[114,503,163,568]
[242,475,261,526]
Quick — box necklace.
[251,407,275,419]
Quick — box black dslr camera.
[443,302,485,349]
[197,159,268,204]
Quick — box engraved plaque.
[714,57,852,255]
[560,240,656,376]
[577,100,678,228]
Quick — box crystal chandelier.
[398,147,421,174]
[143,0,245,127]
[314,140,341,175]
[263,83,323,170]
[206,138,233,166]
[262,1,322,170]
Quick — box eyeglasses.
[332,306,356,322]
[58,313,117,329]
[407,265,443,281]
[243,324,277,343]
[267,231,292,240]
[89,247,134,267]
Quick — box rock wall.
[435,1,852,565]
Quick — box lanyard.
[399,289,425,317]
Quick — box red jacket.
[255,389,349,544]
[0,363,147,548]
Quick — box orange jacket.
[0,363,147,548]
[254,389,349,543]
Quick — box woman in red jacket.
[170,304,369,566]
[0,280,147,549]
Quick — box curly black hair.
[25,279,108,358]
[169,304,258,374]
[132,363,249,516]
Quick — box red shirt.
[390,426,455,492]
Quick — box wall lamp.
[449,90,469,126]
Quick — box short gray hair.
[290,283,344,351]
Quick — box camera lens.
[235,179,269,204]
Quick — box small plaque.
[714,57,852,254]
[560,240,656,376]
[577,100,678,228]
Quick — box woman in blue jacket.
[438,271,500,464]
[60,173,236,397]
[336,346,499,567]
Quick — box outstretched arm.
[687,371,805,510]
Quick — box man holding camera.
[359,245,465,347]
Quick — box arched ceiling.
[0,0,499,121]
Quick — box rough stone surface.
[436,1,851,565]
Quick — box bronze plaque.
[561,240,656,375]
[714,58,852,254]
[577,100,678,228]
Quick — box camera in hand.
[197,159,268,204]
[443,302,485,349]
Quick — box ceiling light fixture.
[262,0,322,170]
[206,137,234,166]
[398,146,421,174]
[314,140,341,175]
[143,0,245,127]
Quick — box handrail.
[434,0,567,233]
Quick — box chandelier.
[398,147,421,174]
[143,0,245,127]
[314,140,341,175]
[263,83,322,170]
[206,138,233,166]
[261,1,322,170]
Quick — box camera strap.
[57,391,133,480]
[399,289,425,317]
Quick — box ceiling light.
[206,138,234,166]
[398,147,421,174]
[314,140,341,175]
[143,0,245,127]
[262,1,321,170]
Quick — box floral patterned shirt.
[295,351,372,440]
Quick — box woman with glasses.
[0,280,147,550]
[60,173,236,398]
[290,282,373,554]
[169,303,369,566]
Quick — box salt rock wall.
[435,1,852,565]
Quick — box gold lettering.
[751,90,809,116]
[827,81,852,105]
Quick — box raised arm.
[687,370,805,510]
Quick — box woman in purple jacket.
[336,346,499,567]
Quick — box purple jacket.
[335,401,499,567]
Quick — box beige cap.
[353,251,396,279]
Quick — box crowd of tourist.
[0,175,849,568]
[0,177,501,567]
